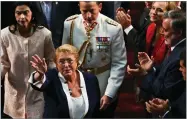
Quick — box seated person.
[116,2,177,65]
[29,44,100,118]
[145,49,186,118]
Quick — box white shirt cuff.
[160,110,170,118]
[124,25,133,35]
[153,67,156,72]
[28,71,46,88]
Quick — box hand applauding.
[145,98,169,116]
[138,52,154,71]
[116,7,131,29]
[127,52,154,77]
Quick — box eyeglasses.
[58,58,75,65]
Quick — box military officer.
[62,1,127,117]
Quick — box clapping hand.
[127,64,147,76]
[30,54,47,75]
[127,52,154,77]
[145,98,169,115]
[138,52,154,72]
[116,7,127,14]
[116,7,131,29]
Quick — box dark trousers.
[99,97,118,118]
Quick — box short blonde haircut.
[152,2,177,12]
[165,2,178,11]
[55,44,79,63]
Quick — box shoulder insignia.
[105,19,118,26]
[66,14,79,21]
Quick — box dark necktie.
[166,45,171,57]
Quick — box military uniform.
[62,13,127,99]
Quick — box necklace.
[68,73,79,95]
[69,81,77,95]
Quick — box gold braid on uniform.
[105,18,118,26]
[66,14,79,45]
[70,20,74,45]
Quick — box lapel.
[36,2,48,26]
[139,8,150,31]
[78,71,89,116]
[162,39,186,67]
[36,2,43,14]
[50,2,58,29]
[49,69,67,100]
[140,18,150,32]
[55,75,67,100]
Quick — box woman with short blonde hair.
[29,44,100,118]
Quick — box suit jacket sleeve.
[152,60,183,100]
[105,25,127,98]
[125,28,137,49]
[138,70,157,101]
[30,69,55,91]
[164,90,186,118]
[126,22,148,52]
[170,90,186,118]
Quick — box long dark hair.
[9,2,40,33]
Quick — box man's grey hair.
[163,10,186,37]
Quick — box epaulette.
[105,18,118,26]
[66,14,79,21]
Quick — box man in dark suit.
[116,2,150,51]
[116,2,152,74]
[145,49,186,118]
[33,2,80,48]
[127,10,186,108]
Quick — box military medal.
[96,37,110,52]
